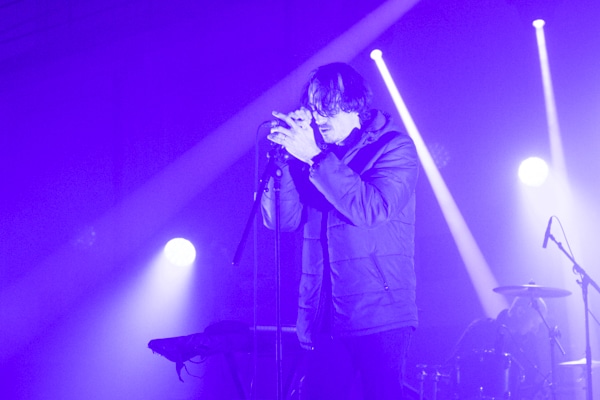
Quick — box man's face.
[511,305,543,336]
[308,83,361,145]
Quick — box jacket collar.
[323,110,396,159]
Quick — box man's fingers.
[272,110,297,128]
[267,133,286,145]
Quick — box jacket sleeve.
[260,163,303,232]
[308,132,418,228]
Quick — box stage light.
[518,157,549,187]
[532,19,545,28]
[533,17,567,185]
[370,49,383,60]
[163,238,196,266]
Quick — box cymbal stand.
[416,365,426,400]
[531,298,565,400]
[547,233,599,400]
[416,364,440,400]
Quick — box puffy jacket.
[261,110,419,349]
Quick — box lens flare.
[164,238,196,266]
[518,157,549,187]
[532,19,545,28]
[370,49,383,60]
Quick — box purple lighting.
[518,157,549,187]
[164,238,196,267]
[371,49,508,318]
[2,0,599,398]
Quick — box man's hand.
[268,108,321,164]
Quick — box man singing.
[261,62,419,399]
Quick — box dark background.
[1,0,599,399]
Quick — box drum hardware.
[452,350,523,399]
[492,284,571,298]
[555,358,600,399]
[416,364,451,400]
[558,358,600,368]
[494,282,570,400]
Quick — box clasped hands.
[268,108,322,165]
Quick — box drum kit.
[415,283,599,400]
[491,284,572,298]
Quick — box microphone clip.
[267,144,290,166]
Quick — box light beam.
[371,49,508,317]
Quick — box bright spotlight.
[163,238,196,266]
[371,51,508,317]
[370,49,383,60]
[532,19,545,28]
[518,157,549,187]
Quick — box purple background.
[1,0,599,398]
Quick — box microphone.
[542,216,553,248]
[267,142,289,161]
[259,119,290,129]
[259,119,291,163]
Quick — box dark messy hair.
[300,62,372,122]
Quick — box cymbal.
[493,284,572,298]
[559,358,600,368]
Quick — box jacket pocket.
[369,254,389,291]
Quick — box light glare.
[370,49,383,60]
[518,157,549,187]
[164,238,196,266]
[532,19,545,28]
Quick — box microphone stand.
[547,233,599,400]
[273,165,284,400]
[232,152,284,400]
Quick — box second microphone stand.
[547,232,599,400]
